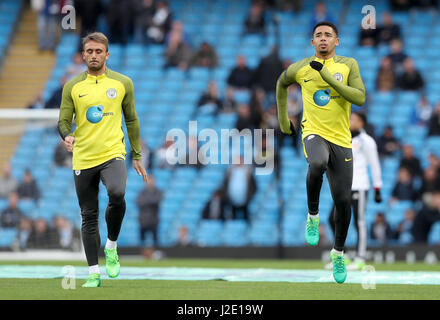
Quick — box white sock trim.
[308,213,319,219]
[105,239,117,250]
[89,264,100,275]
[331,248,344,256]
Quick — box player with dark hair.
[276,21,366,283]
[58,32,148,287]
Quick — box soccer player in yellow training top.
[276,22,366,283]
[58,32,148,287]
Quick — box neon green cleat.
[105,247,120,278]
[82,273,101,288]
[305,216,319,246]
[330,251,347,284]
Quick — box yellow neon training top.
[58,68,141,170]
[276,55,366,148]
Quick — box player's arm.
[276,62,301,135]
[311,58,366,106]
[365,136,383,202]
[57,82,75,152]
[122,78,148,181]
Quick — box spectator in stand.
[276,0,302,12]
[397,58,425,91]
[222,156,256,221]
[244,1,266,36]
[137,176,162,257]
[52,215,81,250]
[202,189,225,221]
[227,56,254,90]
[386,38,408,77]
[399,144,423,181]
[45,76,67,109]
[287,83,303,129]
[27,91,45,109]
[375,56,395,92]
[27,218,59,249]
[359,24,378,47]
[393,208,415,243]
[248,85,268,112]
[17,169,40,202]
[235,104,260,131]
[309,2,335,32]
[248,87,265,122]
[428,102,440,136]
[377,125,401,158]
[253,45,284,105]
[176,225,191,246]
[65,52,87,80]
[221,88,238,113]
[391,167,416,202]
[54,140,73,167]
[165,20,191,46]
[164,31,193,70]
[146,1,172,44]
[16,217,33,250]
[134,0,156,44]
[370,212,393,245]
[428,153,440,178]
[411,191,440,243]
[416,166,440,204]
[106,0,134,45]
[155,140,176,169]
[197,81,222,115]
[376,12,401,46]
[0,192,23,228]
[390,0,412,11]
[412,95,433,126]
[34,0,61,51]
[0,163,18,199]
[190,42,218,68]
[412,0,439,10]
[75,0,102,38]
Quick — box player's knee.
[334,192,351,206]
[81,210,99,231]
[108,187,125,203]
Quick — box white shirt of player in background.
[351,128,383,191]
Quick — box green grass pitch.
[0,259,439,300]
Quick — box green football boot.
[305,215,319,246]
[330,251,347,284]
[105,246,120,278]
[82,273,101,288]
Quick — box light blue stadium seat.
[249,222,278,246]
[195,220,224,246]
[222,220,249,246]
[428,222,440,245]
[0,228,17,247]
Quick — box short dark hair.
[312,21,338,37]
[352,112,367,125]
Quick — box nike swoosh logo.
[79,94,87,98]
[304,79,313,82]
[345,158,352,162]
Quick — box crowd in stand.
[0,161,80,250]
